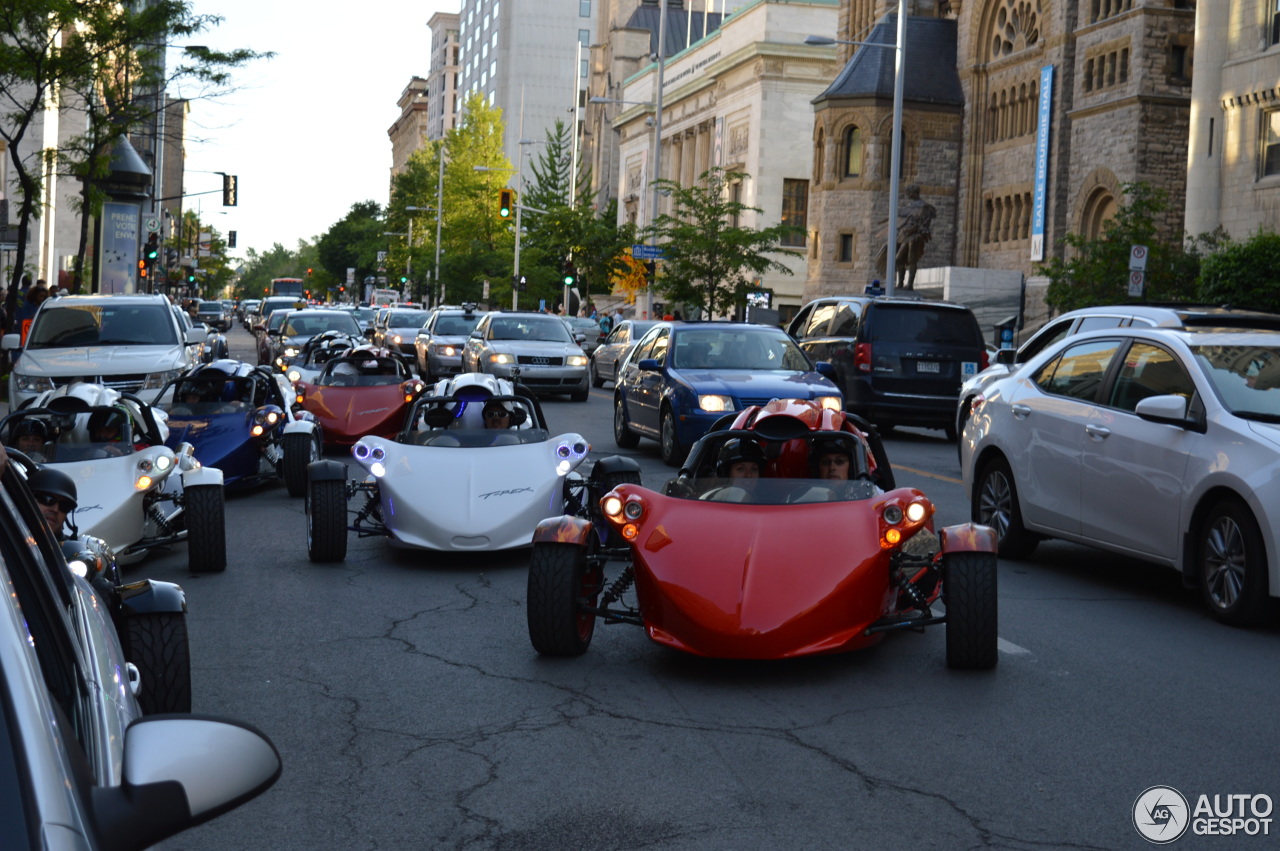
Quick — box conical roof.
[814,15,963,108]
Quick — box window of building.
[843,126,863,177]
[581,59,588,78]
[781,179,808,247]
[579,29,590,47]
[839,233,854,262]
[580,0,591,17]
[1262,110,1280,177]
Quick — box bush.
[1197,230,1280,313]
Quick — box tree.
[1039,183,1201,312]
[315,200,384,297]
[1197,230,1280,313]
[644,168,801,318]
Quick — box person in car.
[28,466,77,541]
[482,400,514,429]
[810,437,853,481]
[700,438,765,502]
[87,409,129,456]
[12,419,52,461]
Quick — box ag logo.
[1133,786,1190,844]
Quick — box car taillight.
[854,342,872,373]
[980,349,990,371]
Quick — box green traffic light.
[563,275,574,285]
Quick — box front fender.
[283,418,318,436]
[180,465,223,489]
[937,522,998,554]
[533,515,594,546]
[308,459,347,483]
[589,454,641,479]
[118,578,187,615]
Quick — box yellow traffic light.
[499,189,514,218]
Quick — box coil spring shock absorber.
[600,566,634,608]
[147,503,176,536]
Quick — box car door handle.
[1085,424,1111,440]
[1011,404,1031,419]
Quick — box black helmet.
[716,438,764,476]
[87,409,127,441]
[809,435,855,475]
[13,418,50,440]
[28,466,78,509]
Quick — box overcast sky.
[182,0,456,259]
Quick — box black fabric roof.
[625,5,725,57]
[814,15,963,107]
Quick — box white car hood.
[18,345,185,376]
[1247,420,1280,451]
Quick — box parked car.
[304,372,609,561]
[955,303,1280,439]
[195,299,231,332]
[590,319,657,387]
[962,325,1280,625]
[371,307,431,361]
[0,451,281,849]
[613,321,843,465]
[3,293,200,408]
[461,311,591,401]
[787,295,987,439]
[414,305,485,382]
[527,397,998,667]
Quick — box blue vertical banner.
[1030,64,1054,262]
[100,201,140,293]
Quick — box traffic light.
[137,259,148,279]
[222,174,238,206]
[400,275,409,285]
[144,232,159,261]
[498,188,514,218]
[645,260,657,282]
[561,259,576,287]
[228,230,237,249]
[306,267,313,277]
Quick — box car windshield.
[351,307,376,323]
[284,313,361,336]
[388,310,429,328]
[26,303,178,348]
[671,328,811,371]
[662,477,880,505]
[488,316,574,343]
[1193,344,1280,419]
[434,314,482,336]
[267,311,292,331]
[160,376,256,416]
[198,301,223,312]
[318,357,405,387]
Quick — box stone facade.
[388,77,430,180]
[426,13,460,143]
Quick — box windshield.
[160,376,256,416]
[284,313,361,337]
[198,301,223,312]
[670,328,811,371]
[434,314,481,336]
[488,316,574,343]
[388,310,429,328]
[27,303,178,348]
[318,357,405,387]
[662,477,880,505]
[1193,344,1280,419]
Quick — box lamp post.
[405,205,431,303]
[476,139,543,310]
[806,0,907,297]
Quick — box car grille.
[52,374,148,392]
[738,396,775,409]
[517,355,564,366]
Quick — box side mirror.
[1134,394,1202,431]
[638,358,661,372]
[253,324,266,334]
[184,328,203,345]
[995,348,1017,366]
[814,361,836,380]
[3,332,22,351]
[574,333,586,344]
[365,327,376,339]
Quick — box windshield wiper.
[1232,410,1280,423]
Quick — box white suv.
[3,293,200,407]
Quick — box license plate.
[917,360,940,373]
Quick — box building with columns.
[1185,0,1280,238]
[427,12,461,142]
[388,77,430,180]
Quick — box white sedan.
[961,325,1280,625]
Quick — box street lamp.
[404,206,433,303]
[806,0,907,297]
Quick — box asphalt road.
[147,325,1279,851]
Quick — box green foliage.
[1198,230,1280,312]
[1040,183,1200,312]
[315,200,384,294]
[645,168,801,318]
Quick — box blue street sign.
[632,244,666,260]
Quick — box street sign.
[144,216,159,234]
[1128,270,1145,297]
[632,244,666,260]
[1129,244,1148,272]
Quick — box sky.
[181,0,457,259]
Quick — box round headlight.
[602,496,623,518]
[906,501,928,523]
[623,500,643,520]
[370,446,386,462]
[883,504,904,525]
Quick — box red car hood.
[300,384,408,444]
[616,485,901,658]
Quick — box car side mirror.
[267,328,281,337]
[470,329,483,339]
[574,332,586,343]
[185,328,203,345]
[3,332,23,351]
[253,324,266,334]
[814,361,836,380]
[1134,394,1200,430]
[995,348,1017,366]
[638,358,661,372]
[365,327,376,339]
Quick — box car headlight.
[284,347,300,358]
[432,344,457,357]
[815,395,843,411]
[488,353,515,365]
[142,369,182,391]
[698,394,734,413]
[566,355,589,367]
[392,334,403,345]
[13,372,55,394]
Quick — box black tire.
[660,406,685,467]
[127,612,192,713]
[307,478,348,562]
[943,551,999,670]
[570,384,590,402]
[283,431,319,498]
[527,542,596,656]
[590,359,604,388]
[972,457,1039,559]
[613,397,640,448]
[1197,497,1270,626]
[185,485,226,573]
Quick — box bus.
[271,277,305,298]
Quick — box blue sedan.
[613,321,842,465]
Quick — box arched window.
[814,128,825,182]
[1082,188,1118,240]
[844,126,863,177]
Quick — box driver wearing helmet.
[700,438,765,502]
[482,399,514,429]
[12,418,52,462]
[790,435,860,503]
[28,466,78,541]
[87,409,129,456]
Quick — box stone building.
[426,12,461,143]
[805,0,1197,303]
[388,77,430,180]
[1185,0,1280,239]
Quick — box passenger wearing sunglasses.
[28,466,78,541]
[482,400,514,429]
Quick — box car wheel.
[282,431,319,498]
[660,406,686,467]
[1197,498,1270,626]
[613,397,640,449]
[590,359,604,388]
[527,542,597,656]
[127,611,192,714]
[185,485,227,573]
[972,457,1039,559]
[943,551,999,670]
[307,478,348,562]
[943,421,958,442]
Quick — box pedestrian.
[599,310,614,336]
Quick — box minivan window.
[867,305,981,346]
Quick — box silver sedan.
[462,312,591,401]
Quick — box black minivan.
[787,295,986,439]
